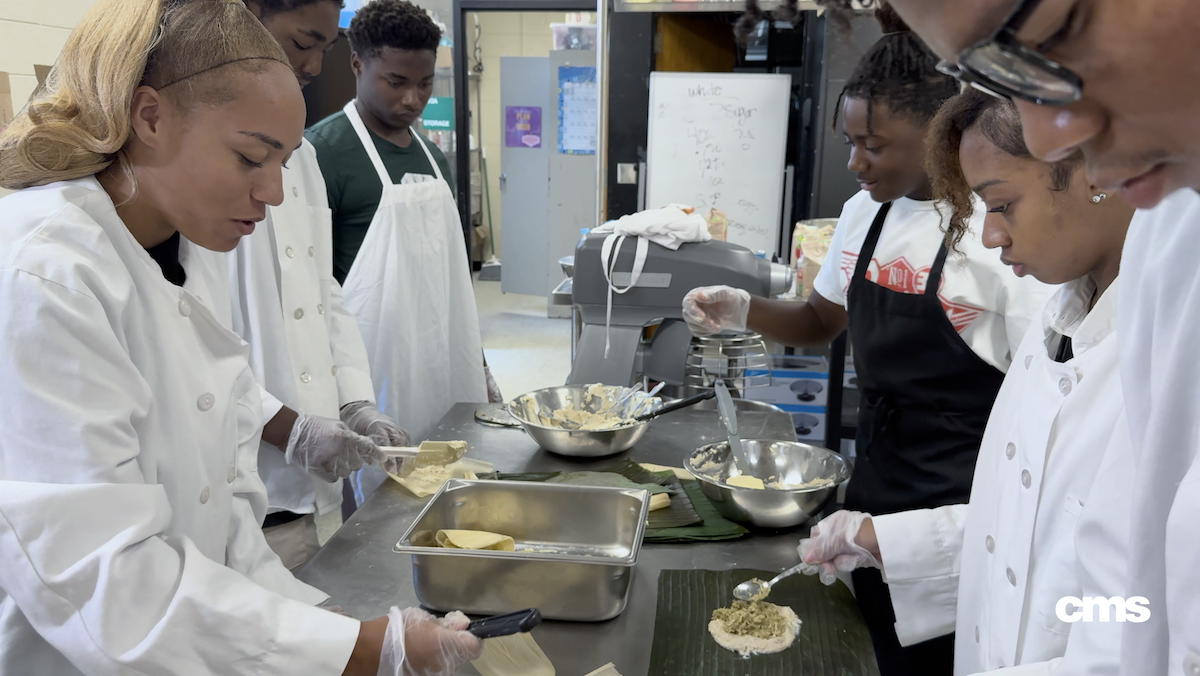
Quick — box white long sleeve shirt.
[1116,189,1200,676]
[0,179,358,674]
[873,276,1133,676]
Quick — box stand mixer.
[567,234,791,392]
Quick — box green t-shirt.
[305,110,456,284]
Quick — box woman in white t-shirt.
[683,6,1052,675]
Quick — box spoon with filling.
[733,563,815,602]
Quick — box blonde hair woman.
[0,1,479,674]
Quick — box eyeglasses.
[936,0,1083,106]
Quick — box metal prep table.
[299,402,814,675]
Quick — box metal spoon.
[733,563,813,602]
[630,381,668,416]
[596,385,641,417]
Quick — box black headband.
[156,56,283,90]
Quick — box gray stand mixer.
[567,233,791,392]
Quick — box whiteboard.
[645,72,792,254]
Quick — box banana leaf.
[648,569,880,676]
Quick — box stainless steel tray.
[394,479,650,621]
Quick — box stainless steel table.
[299,402,813,675]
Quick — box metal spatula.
[378,440,467,476]
[714,379,749,471]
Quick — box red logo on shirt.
[940,296,984,332]
[841,251,984,334]
[843,254,929,294]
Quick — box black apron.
[844,202,1006,676]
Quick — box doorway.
[452,0,595,309]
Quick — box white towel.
[593,204,712,250]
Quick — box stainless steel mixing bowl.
[684,439,851,529]
[508,385,654,458]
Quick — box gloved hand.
[796,510,881,586]
[682,286,751,336]
[341,400,411,447]
[284,413,382,483]
[377,606,483,676]
[485,366,503,404]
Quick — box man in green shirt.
[306,0,454,284]
[306,0,500,505]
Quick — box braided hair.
[926,88,1083,251]
[348,0,441,60]
[832,3,959,135]
[251,0,344,20]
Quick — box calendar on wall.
[556,66,597,155]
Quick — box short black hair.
[348,0,441,60]
[252,0,344,20]
[832,3,959,133]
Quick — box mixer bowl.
[508,385,654,458]
[684,439,850,529]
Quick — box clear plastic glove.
[796,510,881,586]
[285,413,382,483]
[341,401,412,448]
[485,366,503,404]
[682,286,751,336]
[378,607,482,676]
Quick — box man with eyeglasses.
[873,1,1200,675]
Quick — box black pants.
[852,568,955,676]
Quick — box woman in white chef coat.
[0,0,479,674]
[686,7,1051,673]
[797,88,1136,675]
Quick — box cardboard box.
[436,46,452,70]
[0,72,13,131]
[777,404,826,442]
[745,355,830,408]
[34,65,52,87]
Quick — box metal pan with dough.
[394,479,650,621]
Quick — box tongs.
[466,608,543,639]
[633,390,716,422]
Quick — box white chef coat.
[226,139,377,516]
[814,191,1054,373]
[0,178,359,674]
[1116,189,1200,676]
[873,276,1133,676]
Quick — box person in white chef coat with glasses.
[798,86,1136,675]
[0,0,480,673]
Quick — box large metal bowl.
[684,439,851,529]
[508,385,654,458]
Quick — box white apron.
[340,101,487,503]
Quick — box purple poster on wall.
[505,106,542,148]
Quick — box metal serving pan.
[394,479,650,621]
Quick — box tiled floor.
[474,276,573,399]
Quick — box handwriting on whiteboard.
[646,73,792,255]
